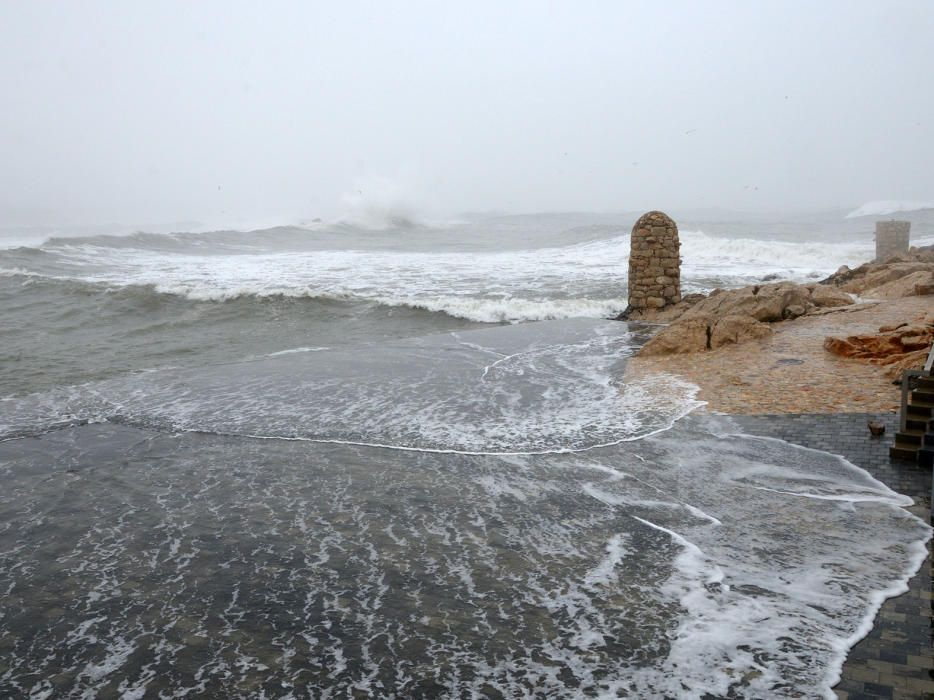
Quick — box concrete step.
[907,403,934,419]
[924,432,934,447]
[919,446,934,469]
[890,443,921,461]
[906,418,931,432]
[917,376,934,391]
[912,389,934,404]
[895,430,926,446]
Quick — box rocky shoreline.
[624,246,934,415]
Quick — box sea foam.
[846,200,934,218]
[0,320,702,453]
[0,228,877,323]
[0,322,928,698]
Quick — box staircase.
[891,371,934,467]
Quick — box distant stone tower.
[875,220,910,262]
[627,211,681,312]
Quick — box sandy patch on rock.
[625,297,933,415]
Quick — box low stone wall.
[627,211,681,312]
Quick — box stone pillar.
[875,220,910,262]
[627,211,681,312]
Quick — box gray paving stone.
[736,413,932,699]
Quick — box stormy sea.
[1,207,932,698]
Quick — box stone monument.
[626,211,681,314]
[875,220,910,262]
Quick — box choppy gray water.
[0,210,932,698]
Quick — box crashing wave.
[845,200,934,219]
[0,225,878,323]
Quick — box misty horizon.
[1,1,932,229]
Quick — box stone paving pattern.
[737,413,933,700]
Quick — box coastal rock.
[879,322,907,332]
[860,265,934,299]
[635,280,854,356]
[809,284,853,308]
[639,316,713,356]
[820,247,934,300]
[823,321,934,378]
[709,314,772,349]
[619,292,705,323]
[681,282,814,324]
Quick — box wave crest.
[846,200,934,219]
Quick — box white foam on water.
[264,346,330,357]
[680,230,872,276]
[721,432,915,507]
[846,200,934,218]
[1,227,878,322]
[0,320,706,453]
[0,412,929,698]
[0,304,929,700]
[586,422,934,699]
[583,534,631,587]
[375,294,628,323]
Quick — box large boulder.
[821,247,934,300]
[809,284,853,308]
[634,280,854,357]
[709,314,772,349]
[859,270,934,300]
[639,315,713,356]
[680,282,815,324]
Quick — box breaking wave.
[846,200,934,219]
[0,225,879,324]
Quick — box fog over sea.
[1,205,932,698]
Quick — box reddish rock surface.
[823,319,934,378]
[627,297,933,414]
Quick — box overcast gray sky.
[1,0,932,227]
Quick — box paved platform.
[737,413,933,700]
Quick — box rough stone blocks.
[628,211,681,311]
[875,220,910,262]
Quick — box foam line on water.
[583,534,631,587]
[0,412,929,697]
[822,535,931,692]
[582,484,722,526]
[264,346,330,357]
[0,322,708,454]
[176,397,702,457]
[747,484,915,504]
[723,431,915,507]
[632,515,725,586]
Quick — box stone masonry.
[875,220,910,262]
[627,211,681,312]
